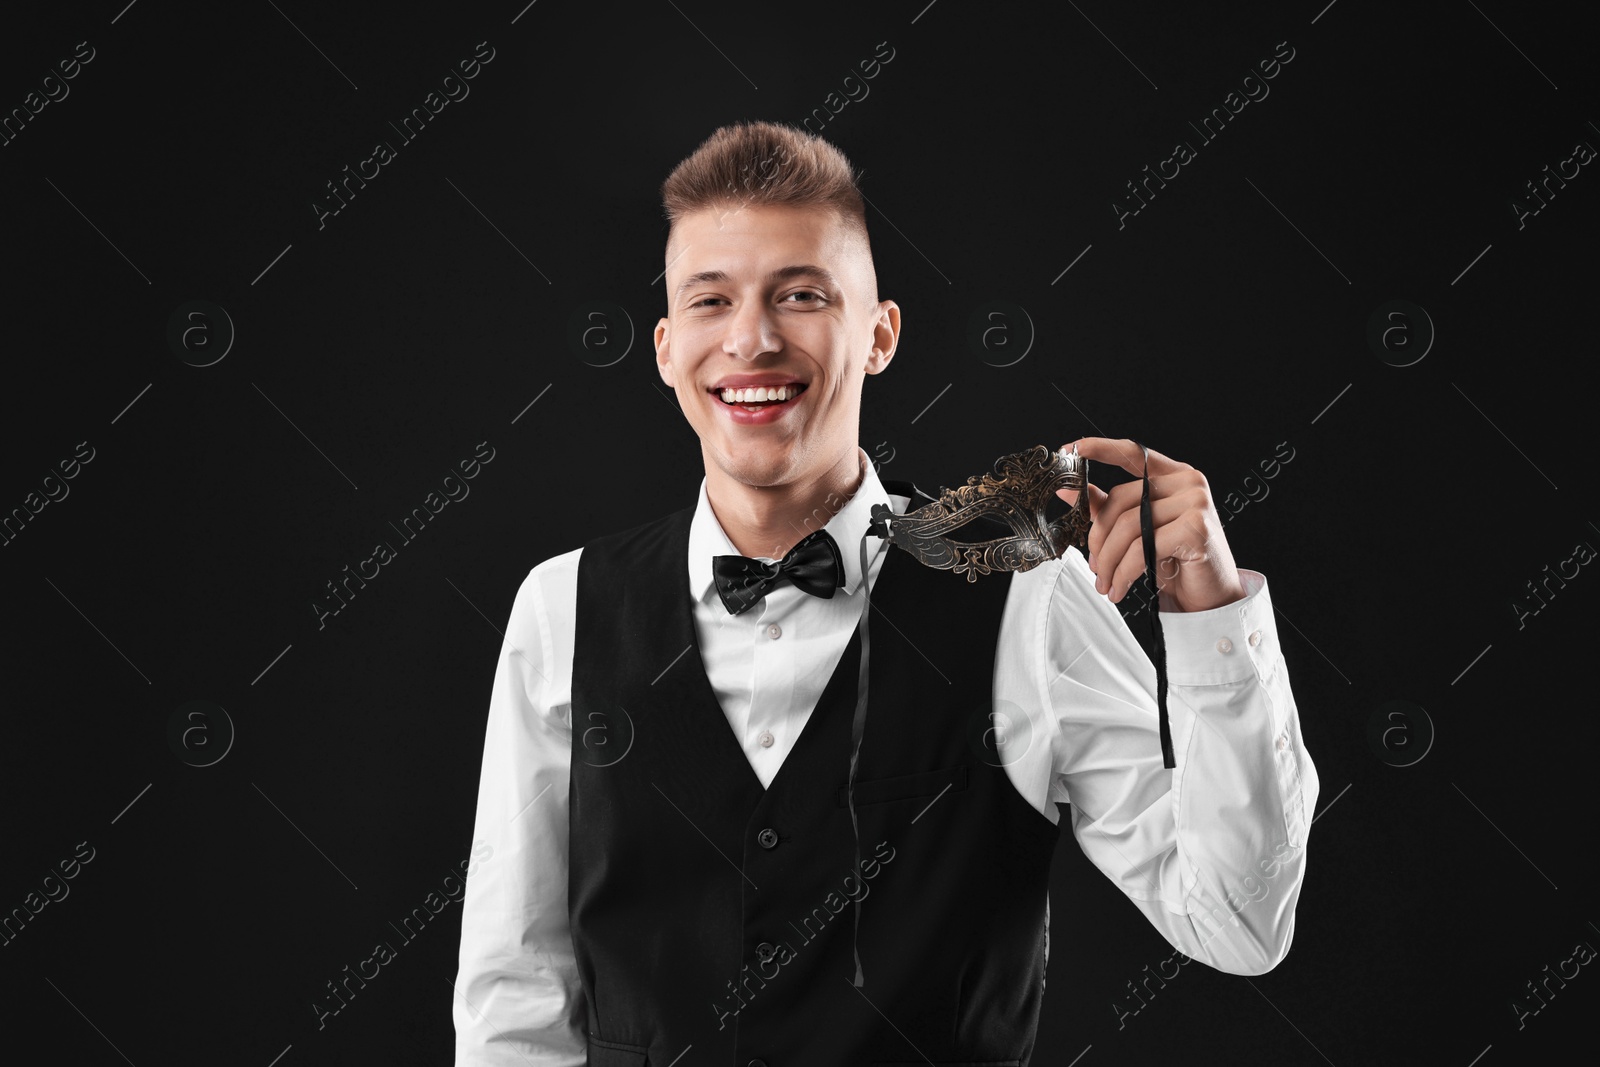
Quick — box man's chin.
[710,444,801,487]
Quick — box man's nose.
[722,298,779,361]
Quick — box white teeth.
[719,384,802,404]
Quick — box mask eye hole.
[941,512,1017,544]
[940,494,1077,544]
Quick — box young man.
[454,121,1319,1065]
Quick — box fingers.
[1089,493,1203,597]
[1083,470,1203,560]
[1054,481,1107,508]
[1063,437,1191,479]
[1054,444,1217,600]
[1101,513,1216,601]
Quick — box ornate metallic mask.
[865,444,1091,580]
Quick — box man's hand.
[1056,437,1247,613]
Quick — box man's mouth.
[712,383,808,410]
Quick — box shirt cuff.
[1156,569,1279,685]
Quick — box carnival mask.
[864,443,1092,580]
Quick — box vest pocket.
[835,763,969,807]
[587,1035,649,1064]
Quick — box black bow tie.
[712,528,844,616]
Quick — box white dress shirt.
[453,445,1320,1065]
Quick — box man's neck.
[705,446,865,560]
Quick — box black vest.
[570,477,1061,1066]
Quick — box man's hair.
[660,121,871,251]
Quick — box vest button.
[748,1061,769,1067]
[757,827,779,849]
[756,941,777,963]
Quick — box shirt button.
[1248,630,1262,647]
[1276,735,1287,751]
[766,623,782,640]
[1216,637,1234,654]
[757,827,779,849]
[757,730,774,748]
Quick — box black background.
[2,1,1595,1064]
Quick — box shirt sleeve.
[1046,549,1320,976]
[454,562,588,1065]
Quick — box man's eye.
[784,291,823,304]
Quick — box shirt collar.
[689,446,897,606]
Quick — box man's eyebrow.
[673,265,841,298]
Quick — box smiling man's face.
[655,202,898,493]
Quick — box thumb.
[1085,482,1109,521]
[1055,481,1108,515]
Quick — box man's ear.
[866,300,900,375]
[654,318,673,387]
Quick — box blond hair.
[660,120,870,248]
